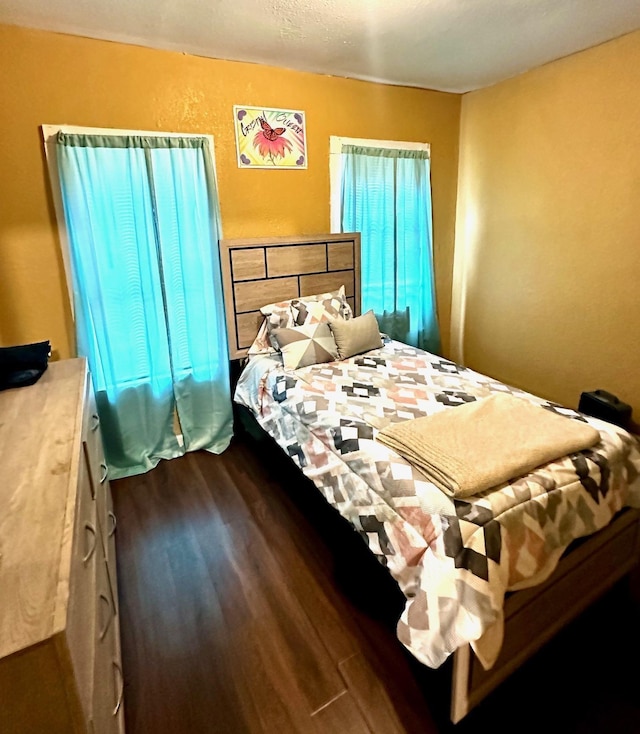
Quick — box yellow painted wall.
[453,30,640,414]
[0,24,460,360]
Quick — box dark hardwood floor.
[112,432,640,734]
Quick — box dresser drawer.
[66,448,98,725]
[103,483,120,615]
[93,646,125,734]
[93,539,125,734]
[83,378,109,503]
[84,379,119,612]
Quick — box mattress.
[234,338,640,670]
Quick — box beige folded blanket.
[376,393,601,498]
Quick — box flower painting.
[234,106,307,169]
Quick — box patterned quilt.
[234,340,640,669]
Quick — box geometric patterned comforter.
[234,339,640,670]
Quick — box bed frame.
[451,507,640,722]
[218,232,640,723]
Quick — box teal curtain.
[340,145,441,353]
[56,133,233,479]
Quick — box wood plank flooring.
[112,433,640,734]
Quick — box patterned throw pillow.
[249,288,352,355]
[260,300,297,327]
[271,322,339,370]
[247,318,277,356]
[292,285,352,326]
[256,300,299,351]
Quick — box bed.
[219,232,640,723]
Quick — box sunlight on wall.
[450,198,479,364]
[456,29,640,412]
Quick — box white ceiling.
[3,0,640,93]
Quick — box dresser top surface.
[0,358,87,657]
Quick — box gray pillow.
[330,310,382,359]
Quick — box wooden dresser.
[0,358,125,734]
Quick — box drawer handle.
[83,523,97,563]
[108,511,117,538]
[100,462,109,484]
[113,660,124,716]
[91,413,100,432]
[99,592,112,640]
[81,443,96,500]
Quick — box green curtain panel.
[340,145,441,353]
[56,132,233,479]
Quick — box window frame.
[328,135,430,233]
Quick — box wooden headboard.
[219,233,361,360]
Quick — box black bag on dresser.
[0,340,51,391]
[578,389,632,429]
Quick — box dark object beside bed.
[579,389,632,429]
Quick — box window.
[330,136,440,353]
[44,126,233,478]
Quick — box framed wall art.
[233,106,307,169]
